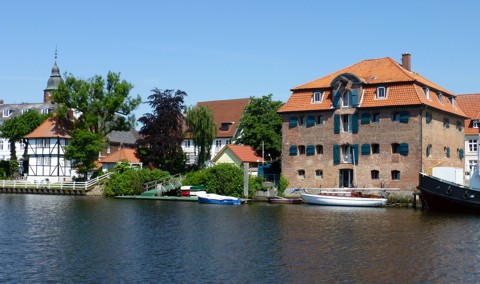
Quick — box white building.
[457,94,480,177]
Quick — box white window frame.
[342,91,352,108]
[449,97,455,108]
[3,109,11,117]
[469,160,478,173]
[469,139,478,152]
[41,108,51,115]
[313,92,323,103]
[44,156,51,166]
[376,87,386,99]
[0,140,3,150]
[473,120,479,128]
[438,93,444,105]
[342,145,352,163]
[424,87,430,100]
[216,140,222,148]
[342,114,352,133]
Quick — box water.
[1,195,480,283]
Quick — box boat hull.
[301,193,387,207]
[417,173,480,214]
[197,193,241,205]
[268,197,303,204]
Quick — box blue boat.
[196,192,241,205]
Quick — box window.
[425,112,432,124]
[371,143,380,154]
[426,144,432,157]
[376,87,386,99]
[391,170,400,180]
[298,145,306,155]
[297,170,305,179]
[21,109,29,115]
[315,170,323,179]
[41,108,52,115]
[342,114,352,133]
[225,140,231,145]
[392,112,401,122]
[456,121,463,131]
[449,97,455,108]
[361,113,371,125]
[3,109,12,117]
[316,145,323,155]
[313,92,323,103]
[342,91,352,108]
[438,93,444,104]
[468,140,477,152]
[392,143,400,154]
[299,116,305,125]
[445,147,450,158]
[424,87,430,100]
[444,118,450,128]
[289,116,298,127]
[0,140,3,150]
[371,170,379,180]
[317,115,324,125]
[38,139,49,148]
[473,120,479,128]
[44,157,51,166]
[306,115,315,127]
[184,140,191,148]
[373,113,380,123]
[106,144,111,154]
[342,145,352,163]
[469,160,478,173]
[221,123,232,131]
[216,140,222,148]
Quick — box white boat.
[196,192,241,205]
[301,191,387,207]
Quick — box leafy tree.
[235,94,283,160]
[53,71,141,137]
[136,89,186,173]
[184,105,216,169]
[65,129,104,179]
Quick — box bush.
[278,174,289,197]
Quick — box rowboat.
[301,191,387,207]
[196,192,241,205]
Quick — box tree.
[53,71,141,137]
[52,72,141,176]
[185,105,216,168]
[136,89,186,173]
[235,94,283,160]
[0,111,50,177]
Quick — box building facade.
[182,98,250,165]
[456,94,480,177]
[278,54,466,191]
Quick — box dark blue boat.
[197,193,241,205]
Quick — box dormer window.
[2,109,12,117]
[376,87,386,99]
[221,122,232,131]
[41,108,52,115]
[449,97,455,108]
[424,87,430,100]
[438,93,444,105]
[342,91,352,108]
[473,120,479,128]
[313,92,323,103]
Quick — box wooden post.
[243,162,249,199]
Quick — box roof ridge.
[384,57,416,81]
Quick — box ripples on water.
[1,195,480,283]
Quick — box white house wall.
[26,137,72,183]
[182,138,232,165]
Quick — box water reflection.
[1,195,480,282]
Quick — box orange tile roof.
[213,144,264,163]
[99,148,140,164]
[279,56,466,117]
[25,116,72,138]
[457,94,480,135]
[190,98,250,138]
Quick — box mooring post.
[243,162,249,199]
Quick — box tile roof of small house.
[278,57,466,118]
[212,144,264,163]
[186,98,250,138]
[24,116,72,139]
[457,94,480,135]
[99,148,140,164]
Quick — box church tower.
[43,50,63,103]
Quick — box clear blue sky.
[1,0,480,125]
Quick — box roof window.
[449,97,455,108]
[221,122,232,131]
[313,92,323,103]
[438,93,444,105]
[2,109,12,117]
[376,87,386,99]
[424,87,430,100]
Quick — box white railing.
[0,173,111,191]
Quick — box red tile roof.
[212,144,264,163]
[278,57,466,118]
[194,98,250,138]
[457,94,480,135]
[99,148,140,164]
[25,116,72,138]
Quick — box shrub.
[278,174,289,197]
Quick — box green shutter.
[352,144,359,165]
[445,118,450,128]
[333,145,340,165]
[399,143,409,156]
[446,147,450,158]
[306,115,315,127]
[361,113,371,124]
[318,115,324,124]
[289,145,297,156]
[426,144,431,156]
[361,143,371,155]
[459,149,464,159]
[352,113,359,133]
[400,111,409,123]
[289,116,298,127]
[426,112,431,124]
[334,115,340,134]
[352,89,359,107]
[306,145,315,156]
[332,90,340,108]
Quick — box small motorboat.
[196,192,241,205]
[301,190,387,207]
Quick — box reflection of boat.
[197,192,241,205]
[268,197,303,204]
[301,191,387,207]
[418,173,480,214]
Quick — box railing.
[0,173,111,191]
[143,174,182,193]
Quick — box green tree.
[53,71,141,137]
[65,129,104,179]
[185,105,216,169]
[235,94,283,160]
[136,89,187,173]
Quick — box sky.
[1,0,480,127]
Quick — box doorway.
[339,169,353,188]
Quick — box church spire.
[44,48,63,103]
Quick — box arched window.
[342,90,352,107]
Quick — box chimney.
[402,53,411,71]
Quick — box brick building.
[278,54,466,191]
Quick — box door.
[339,169,353,188]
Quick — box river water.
[0,195,479,283]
